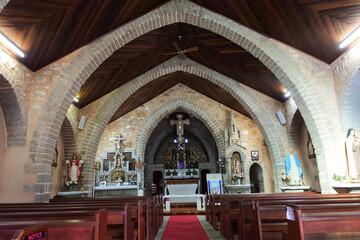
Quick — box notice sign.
[12,226,47,240]
[25,231,46,240]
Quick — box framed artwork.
[208,180,222,194]
[251,151,259,161]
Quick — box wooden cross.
[170,114,190,143]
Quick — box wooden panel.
[191,0,360,63]
[0,1,358,123]
[109,72,251,123]
[76,23,285,116]
[0,0,170,71]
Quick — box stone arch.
[339,69,360,131]
[60,116,77,162]
[135,98,225,162]
[145,117,217,166]
[79,58,286,192]
[29,0,335,200]
[249,162,265,193]
[288,110,304,151]
[0,75,27,146]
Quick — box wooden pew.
[0,204,133,240]
[244,197,360,240]
[285,203,360,240]
[0,209,109,240]
[50,194,163,238]
[2,202,144,240]
[219,193,360,240]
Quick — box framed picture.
[251,151,259,161]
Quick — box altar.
[164,178,205,211]
[93,137,142,197]
[165,178,200,203]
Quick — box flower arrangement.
[332,173,347,183]
[232,172,243,181]
[281,171,291,186]
[355,137,360,148]
[66,181,78,186]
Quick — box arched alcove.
[250,163,264,193]
[144,112,218,194]
[289,109,320,192]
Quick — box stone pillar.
[226,157,232,184]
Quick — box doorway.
[201,169,210,194]
[250,163,264,193]
[153,171,163,194]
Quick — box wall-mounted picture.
[251,150,259,161]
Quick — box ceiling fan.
[163,36,199,60]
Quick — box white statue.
[345,128,360,179]
[66,153,84,183]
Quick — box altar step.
[164,203,205,215]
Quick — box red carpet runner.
[161,215,209,240]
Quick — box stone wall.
[95,84,273,192]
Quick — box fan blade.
[183,46,199,53]
[173,42,182,52]
[179,52,187,60]
[163,51,178,55]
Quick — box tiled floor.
[155,215,225,240]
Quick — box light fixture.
[173,139,177,144]
[284,91,291,98]
[340,26,360,49]
[73,97,79,103]
[0,31,25,58]
[184,138,189,143]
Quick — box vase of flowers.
[281,172,291,186]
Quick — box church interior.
[0,0,360,239]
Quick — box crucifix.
[170,114,190,144]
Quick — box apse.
[144,112,218,195]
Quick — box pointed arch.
[29,0,336,200]
[135,98,224,161]
[0,75,27,146]
[60,116,77,161]
[78,58,286,192]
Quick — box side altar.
[93,135,141,197]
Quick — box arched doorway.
[153,171,163,194]
[250,163,264,193]
[201,169,210,194]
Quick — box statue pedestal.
[280,186,311,193]
[331,183,360,193]
[224,184,251,194]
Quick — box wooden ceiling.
[0,0,359,121]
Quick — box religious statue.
[66,152,84,184]
[114,135,125,169]
[232,158,243,184]
[285,150,303,185]
[170,114,190,144]
[93,160,101,172]
[345,128,360,179]
[135,159,144,169]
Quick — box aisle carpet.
[161,215,209,240]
